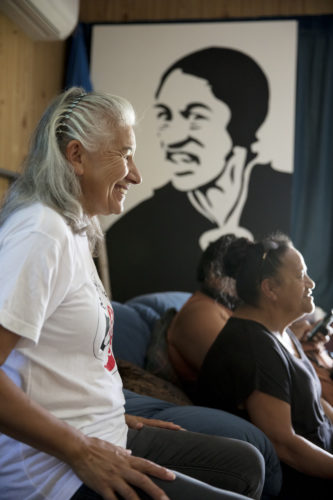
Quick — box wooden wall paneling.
[0,12,66,198]
[0,13,35,174]
[79,0,333,22]
[31,41,67,130]
[0,177,9,205]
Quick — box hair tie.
[56,93,87,136]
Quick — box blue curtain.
[66,17,333,310]
[65,23,92,91]
[292,16,333,311]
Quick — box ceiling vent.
[0,0,80,41]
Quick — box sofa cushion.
[117,359,192,406]
[127,292,191,331]
[145,307,181,385]
[112,301,151,367]
[112,292,191,368]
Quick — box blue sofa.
[112,291,282,499]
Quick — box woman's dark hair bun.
[223,237,253,279]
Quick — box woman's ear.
[261,278,279,302]
[65,140,84,176]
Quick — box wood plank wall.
[0,13,66,202]
[79,0,333,22]
[1,0,332,204]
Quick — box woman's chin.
[304,296,315,314]
[108,201,125,216]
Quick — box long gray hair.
[0,87,136,251]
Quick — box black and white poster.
[91,21,297,301]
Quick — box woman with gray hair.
[0,88,264,500]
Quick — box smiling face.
[273,247,315,321]
[69,125,141,216]
[155,69,233,191]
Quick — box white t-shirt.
[0,203,127,500]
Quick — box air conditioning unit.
[0,0,80,41]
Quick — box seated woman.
[196,233,333,499]
[167,234,239,397]
[0,88,264,500]
[168,234,333,415]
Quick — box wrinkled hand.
[126,414,184,431]
[310,331,331,344]
[291,318,331,344]
[69,435,175,500]
[307,318,333,344]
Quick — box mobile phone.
[307,309,333,341]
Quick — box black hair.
[155,47,269,149]
[196,234,240,310]
[223,233,292,306]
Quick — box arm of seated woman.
[168,300,230,372]
[246,390,333,478]
[0,325,174,500]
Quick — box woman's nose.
[306,274,315,290]
[128,159,142,185]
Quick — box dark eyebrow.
[184,103,212,112]
[181,103,212,119]
[154,103,212,112]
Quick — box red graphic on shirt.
[102,305,116,371]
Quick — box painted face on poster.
[92,21,296,247]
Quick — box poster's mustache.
[165,137,204,149]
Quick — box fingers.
[71,437,174,500]
[141,418,183,430]
[125,414,144,429]
[125,415,181,431]
[307,331,328,344]
[128,455,175,480]
[115,446,132,456]
[101,474,155,500]
[131,421,144,430]
[123,469,172,500]
[107,460,174,500]
[316,332,330,343]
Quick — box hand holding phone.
[307,309,333,341]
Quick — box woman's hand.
[69,435,175,500]
[125,414,184,431]
[291,318,332,344]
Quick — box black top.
[106,164,292,302]
[197,317,333,452]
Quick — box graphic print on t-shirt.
[92,274,116,372]
[102,305,116,371]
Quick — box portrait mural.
[91,21,297,301]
